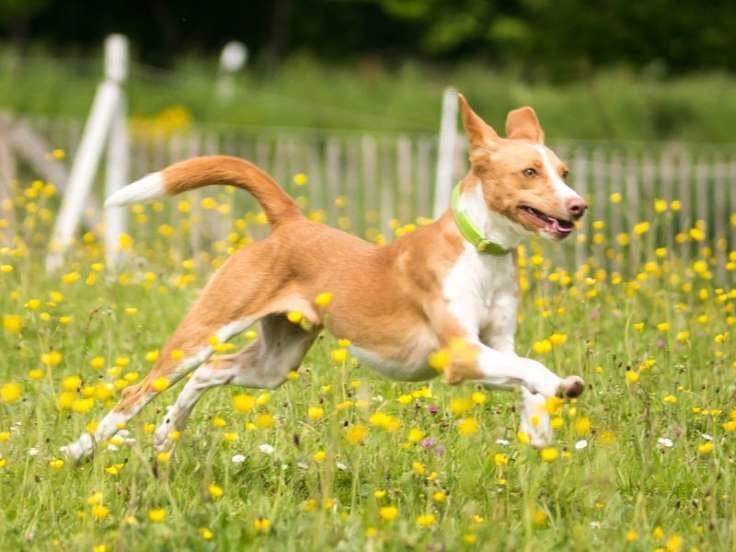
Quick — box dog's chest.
[442,244,517,335]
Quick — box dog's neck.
[455,180,527,251]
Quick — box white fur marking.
[532,145,580,203]
[105,172,165,207]
[443,241,516,337]
[350,346,437,382]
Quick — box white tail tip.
[105,172,165,207]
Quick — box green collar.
[451,184,511,256]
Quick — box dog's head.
[458,94,586,240]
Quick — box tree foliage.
[0,0,733,76]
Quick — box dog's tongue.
[550,218,574,234]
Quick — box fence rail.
[5,113,736,281]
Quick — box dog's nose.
[566,197,587,219]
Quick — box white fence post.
[433,87,458,218]
[216,41,248,101]
[46,34,128,272]
[104,36,129,266]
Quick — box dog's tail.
[105,155,302,227]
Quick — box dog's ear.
[505,106,544,143]
[458,93,499,150]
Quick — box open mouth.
[519,206,575,238]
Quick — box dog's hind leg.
[153,314,318,453]
[60,294,262,462]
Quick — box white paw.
[524,359,563,397]
[60,433,94,463]
[557,375,585,398]
[520,390,552,447]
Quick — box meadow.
[0,171,735,551]
[4,48,736,143]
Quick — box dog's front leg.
[470,345,583,398]
[482,296,555,447]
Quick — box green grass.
[3,47,736,142]
[1,177,735,550]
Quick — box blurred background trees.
[1,0,734,77]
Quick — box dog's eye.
[522,168,537,177]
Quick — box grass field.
[4,48,736,143]
[1,177,736,551]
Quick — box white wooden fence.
[5,113,736,281]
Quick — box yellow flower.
[532,509,548,525]
[233,393,256,413]
[293,173,308,186]
[574,416,591,436]
[315,292,333,307]
[49,458,64,470]
[307,406,325,421]
[457,417,479,437]
[697,442,714,455]
[3,314,22,334]
[91,504,110,520]
[449,397,473,415]
[151,377,169,392]
[61,271,80,284]
[41,351,63,366]
[331,348,348,363]
[432,490,446,503]
[212,416,226,428]
[666,533,683,552]
[663,394,677,404]
[549,333,567,346]
[253,517,271,533]
[199,527,214,540]
[254,413,274,429]
[407,427,425,443]
[412,461,426,475]
[312,450,327,463]
[208,483,224,499]
[471,391,487,404]
[286,310,303,324]
[625,529,638,542]
[416,514,436,528]
[0,382,22,403]
[148,508,166,523]
[609,192,622,204]
[532,339,552,354]
[689,227,705,241]
[633,221,650,235]
[625,371,640,385]
[157,451,171,464]
[345,424,369,445]
[654,198,667,213]
[428,349,450,371]
[493,453,509,466]
[379,506,399,522]
[616,233,630,246]
[540,447,559,462]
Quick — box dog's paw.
[60,433,95,463]
[557,375,585,398]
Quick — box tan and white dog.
[62,94,587,461]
